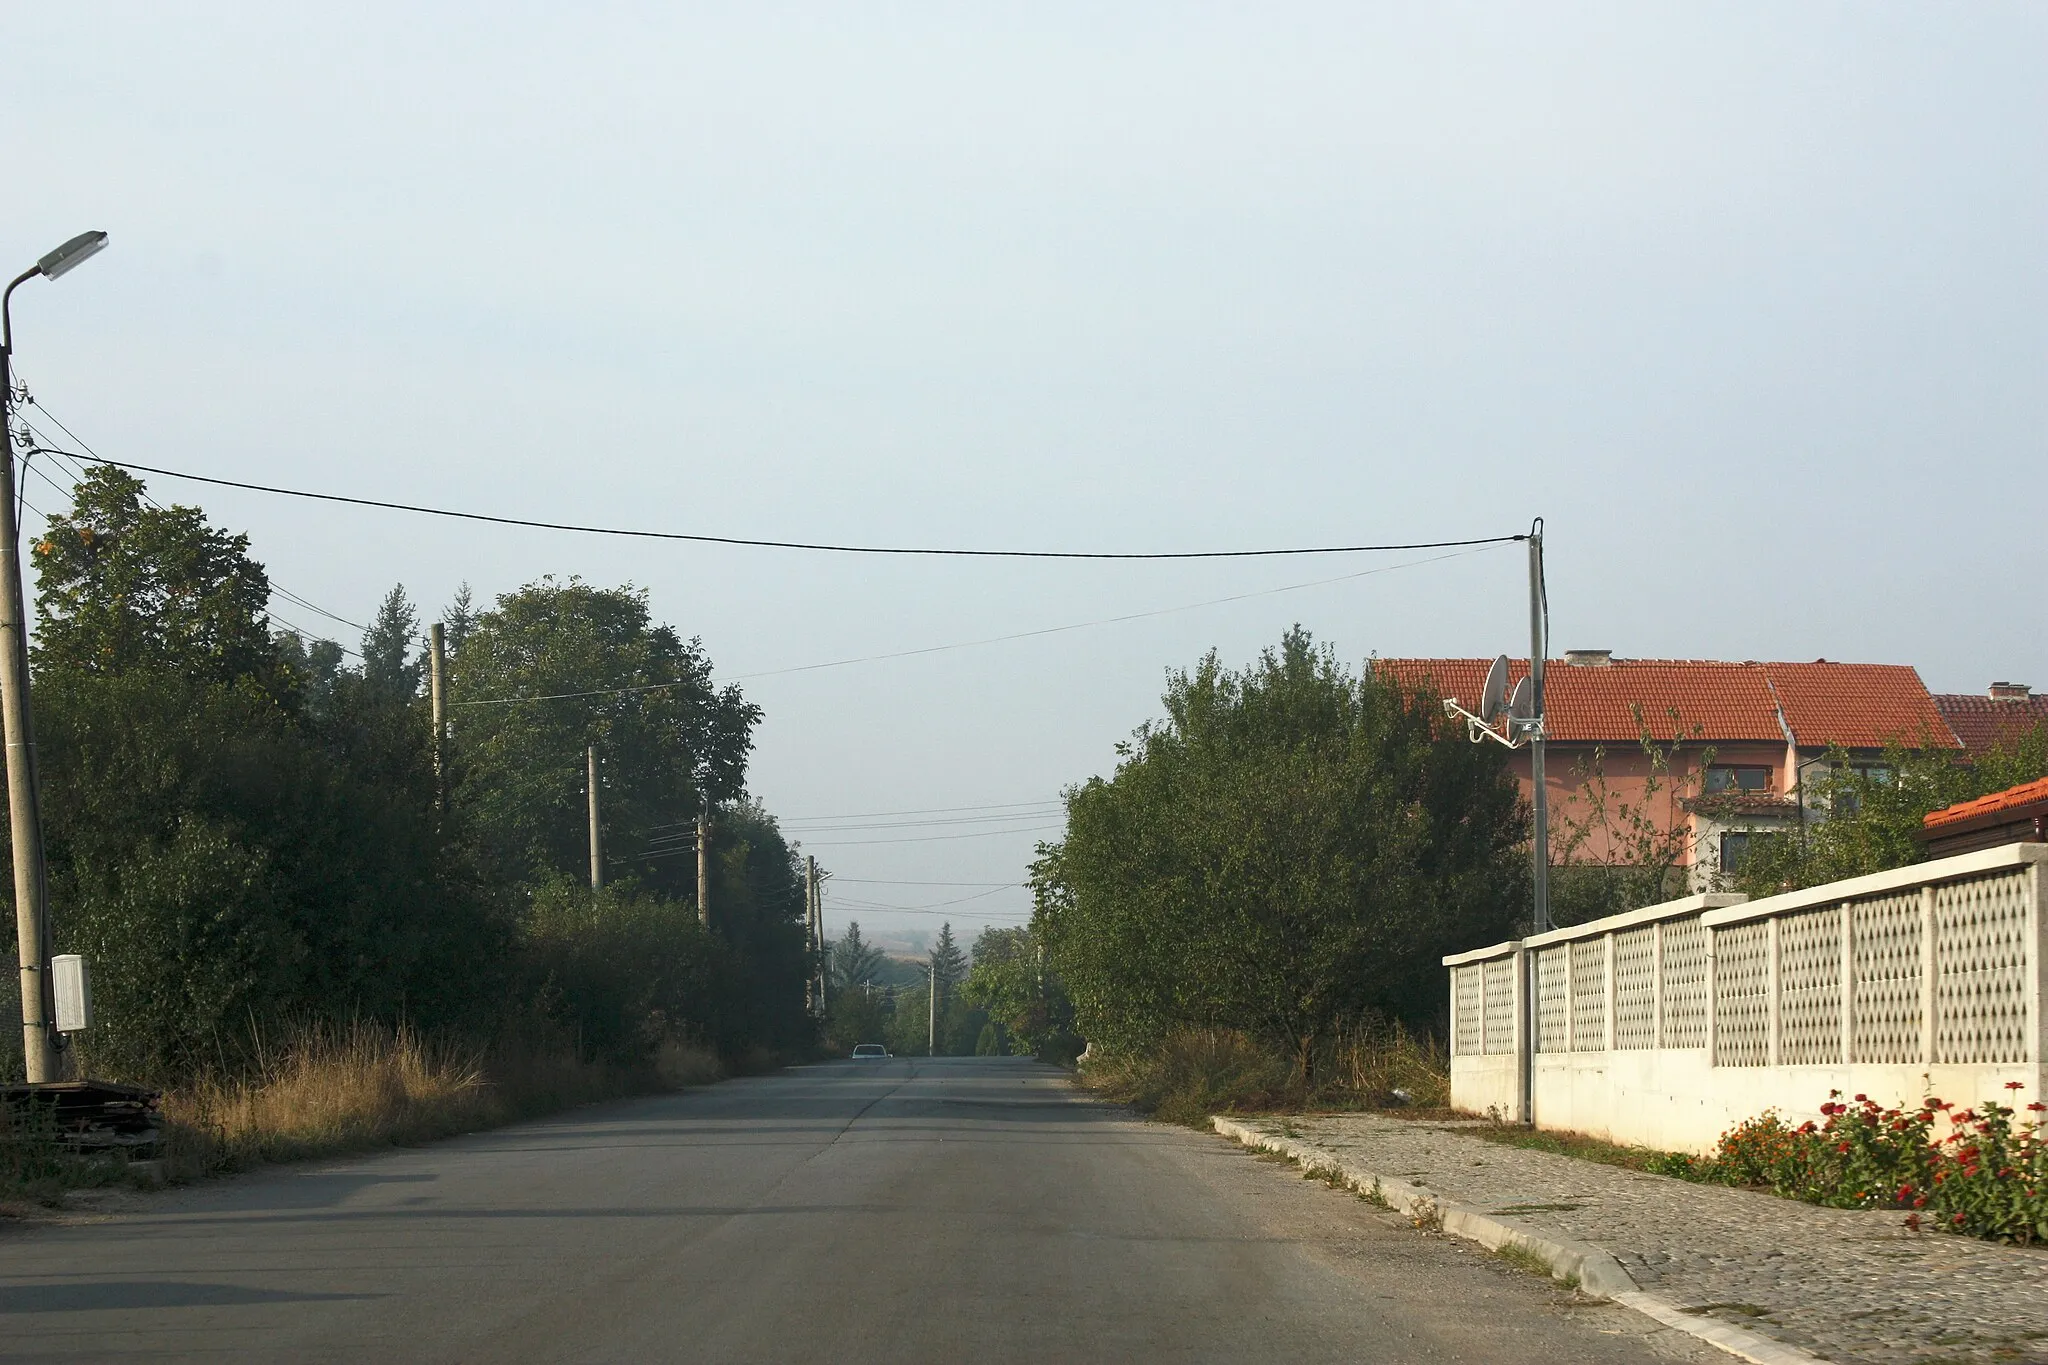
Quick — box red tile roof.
[1765,662,1957,750]
[1932,693,2048,754]
[1374,657,1956,749]
[1923,775,2048,829]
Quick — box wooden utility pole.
[586,747,603,891]
[928,960,937,1057]
[428,623,447,812]
[696,808,711,928]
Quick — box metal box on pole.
[52,954,91,1033]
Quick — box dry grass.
[159,1023,727,1182]
[1079,1025,1450,1127]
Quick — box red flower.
[1953,1213,1967,1225]
[2006,1081,2025,1091]
[1854,1093,1869,1103]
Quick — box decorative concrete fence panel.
[1445,844,2048,1153]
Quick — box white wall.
[1447,845,2048,1153]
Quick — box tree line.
[1026,627,1527,1080]
[821,920,1079,1060]
[4,466,813,1082]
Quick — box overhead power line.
[784,800,1056,821]
[451,543,1504,708]
[47,447,1523,561]
[782,812,1058,833]
[829,878,1023,887]
[799,824,1063,847]
[17,391,369,648]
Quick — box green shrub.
[1689,1089,2046,1244]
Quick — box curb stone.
[1211,1117,1826,1365]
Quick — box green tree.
[823,984,890,1053]
[442,581,478,656]
[32,466,280,693]
[1036,627,1527,1080]
[447,578,761,894]
[961,925,1073,1057]
[831,920,884,990]
[361,584,423,701]
[1732,731,2048,896]
[928,922,966,994]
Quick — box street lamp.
[1,229,109,1084]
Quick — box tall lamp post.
[1,230,109,1083]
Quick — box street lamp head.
[36,231,109,281]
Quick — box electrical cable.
[18,391,371,641]
[452,544,1503,708]
[44,445,1523,561]
[781,812,1058,833]
[830,878,1021,887]
[799,824,1062,847]
[783,799,1057,821]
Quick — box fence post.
[1651,920,1664,1050]
[1705,926,1719,1065]
[1564,941,1577,1053]
[2029,860,2044,1074]
[1766,915,1782,1068]
[1514,944,1532,1125]
[1839,901,1855,1066]
[1603,932,1617,1052]
[1920,884,1938,1067]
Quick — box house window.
[1720,831,1774,872]
[1704,766,1772,794]
[1830,762,1894,815]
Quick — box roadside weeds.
[3,1024,735,1212]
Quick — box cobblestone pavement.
[1226,1114,2048,1365]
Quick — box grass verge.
[1461,1122,1693,1175]
[4,1022,731,1205]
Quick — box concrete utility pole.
[696,808,711,928]
[428,623,447,812]
[1523,519,1550,1129]
[2,230,108,1085]
[586,747,603,891]
[1527,522,1550,936]
[805,855,824,1017]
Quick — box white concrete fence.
[1445,843,2047,1153]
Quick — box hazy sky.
[6,4,2043,946]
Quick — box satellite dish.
[1479,655,1510,723]
[1508,675,1534,721]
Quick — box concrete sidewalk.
[1214,1113,2048,1365]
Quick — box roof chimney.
[1564,649,1613,667]
[1989,681,2032,701]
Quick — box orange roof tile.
[1374,658,1783,743]
[1923,775,2048,829]
[1762,662,1957,750]
[1933,693,2048,753]
[1373,657,1955,749]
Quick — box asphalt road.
[0,1057,1720,1363]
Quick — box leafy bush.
[1036,630,1527,1079]
[1688,1089,2046,1244]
